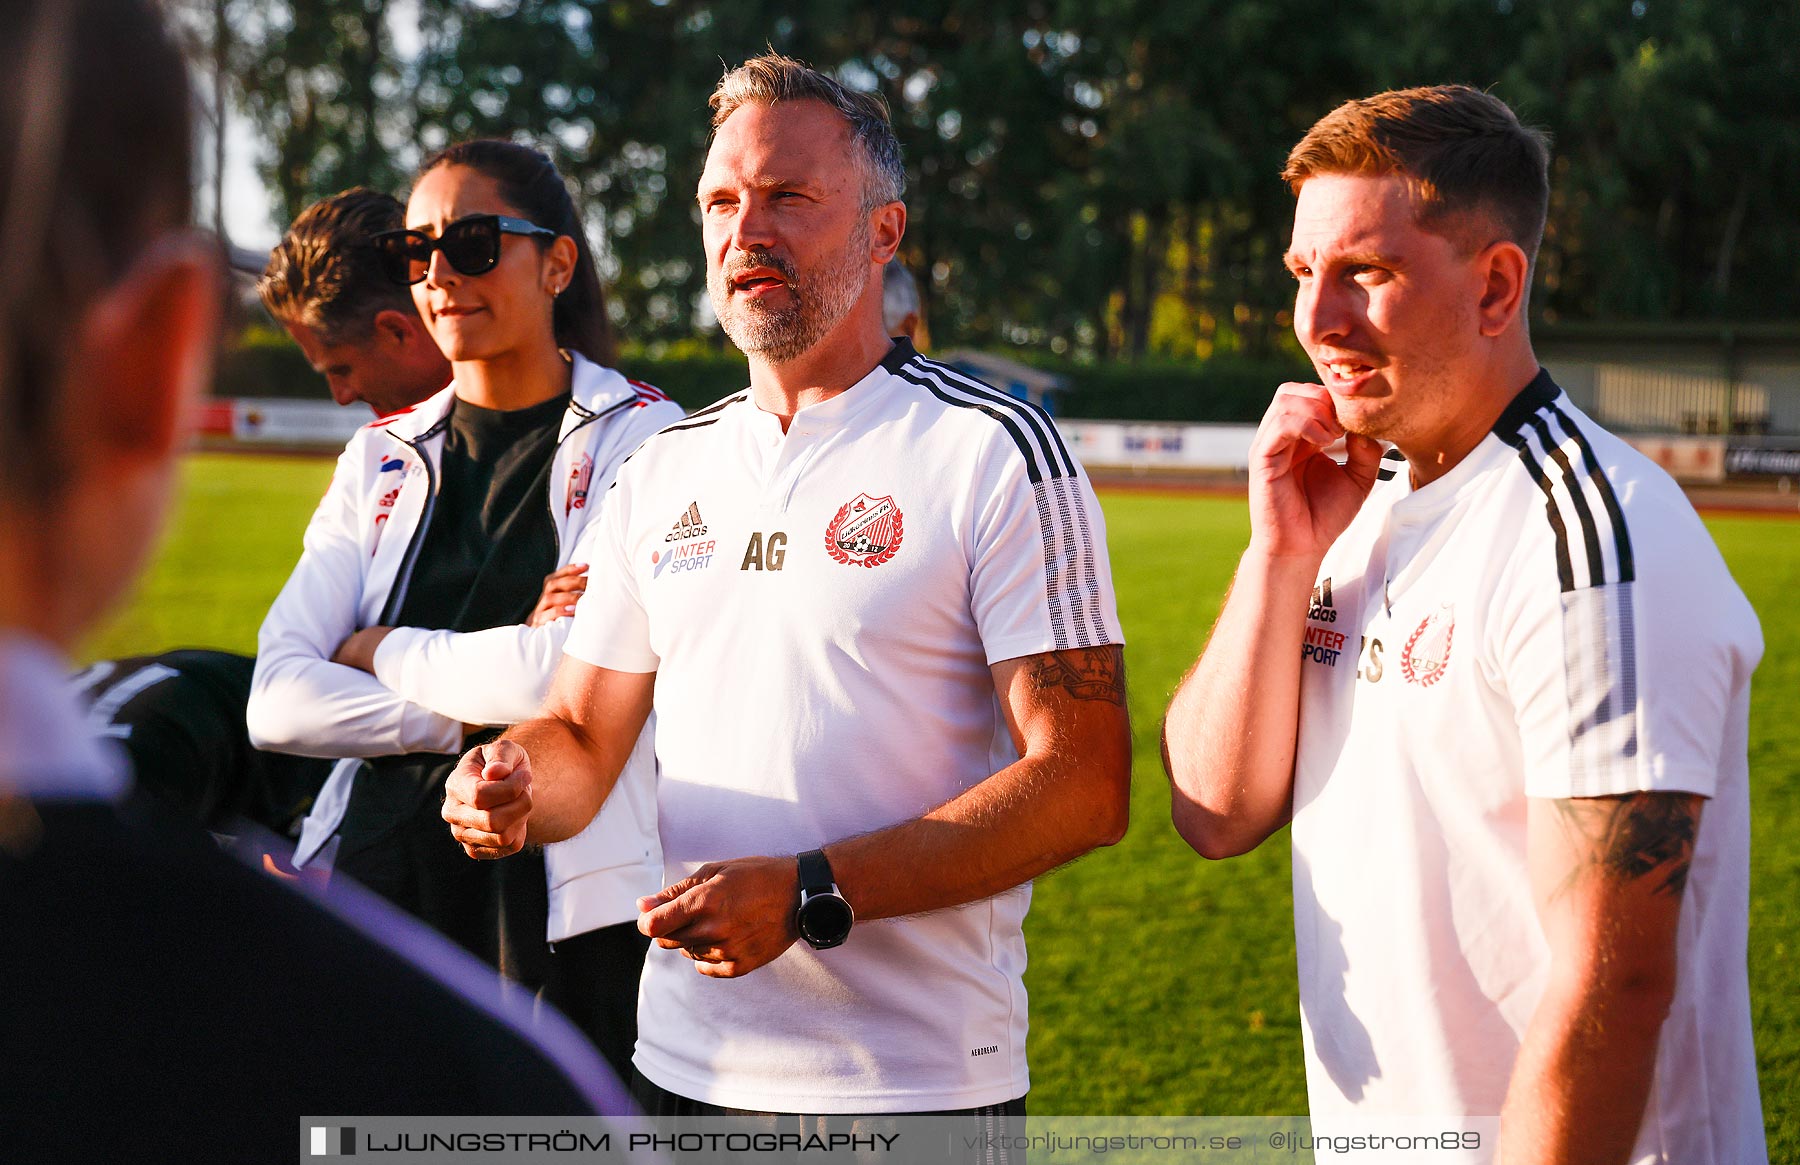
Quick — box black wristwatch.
[795,849,854,950]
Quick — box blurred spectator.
[0,1,620,1155]
[882,257,923,345]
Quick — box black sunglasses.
[370,214,558,285]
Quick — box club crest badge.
[825,492,904,568]
[1401,605,1455,687]
[566,453,594,517]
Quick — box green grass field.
[84,454,1798,1148]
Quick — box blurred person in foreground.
[442,54,1129,1138]
[0,0,619,1153]
[1162,86,1765,1164]
[881,255,922,344]
[72,189,455,840]
[247,139,682,1079]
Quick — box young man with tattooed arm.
[442,55,1128,1133]
[1162,87,1765,1164]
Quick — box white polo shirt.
[565,339,1122,1113]
[1292,372,1765,1163]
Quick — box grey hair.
[881,259,919,334]
[710,53,906,211]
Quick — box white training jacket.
[248,354,682,940]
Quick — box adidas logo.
[663,501,709,542]
[1308,578,1337,624]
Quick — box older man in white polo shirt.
[442,54,1130,1122]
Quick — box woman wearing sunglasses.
[248,139,681,1080]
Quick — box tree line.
[182,0,1800,361]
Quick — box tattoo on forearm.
[1027,646,1126,706]
[1554,793,1699,897]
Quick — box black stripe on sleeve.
[918,357,1079,479]
[893,356,1114,647]
[879,337,919,374]
[603,393,745,488]
[1490,368,1560,437]
[895,364,1047,484]
[1035,487,1071,649]
[1524,413,1607,589]
[1492,374,1643,789]
[1548,402,1636,585]
[1066,478,1111,645]
[653,392,747,438]
[684,391,750,421]
[1492,371,1636,594]
[654,415,725,436]
[906,356,1070,478]
[1497,426,1577,593]
[1492,370,1579,593]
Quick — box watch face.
[799,893,854,948]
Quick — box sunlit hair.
[1283,85,1550,262]
[0,0,192,501]
[258,188,415,344]
[709,53,906,212]
[416,139,616,367]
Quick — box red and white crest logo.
[1401,605,1455,686]
[825,492,904,568]
[566,454,594,517]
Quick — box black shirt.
[397,390,569,633]
[341,389,571,950]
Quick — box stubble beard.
[710,220,871,364]
[1330,393,1398,442]
[1329,367,1462,453]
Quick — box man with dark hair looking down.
[258,186,454,416]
